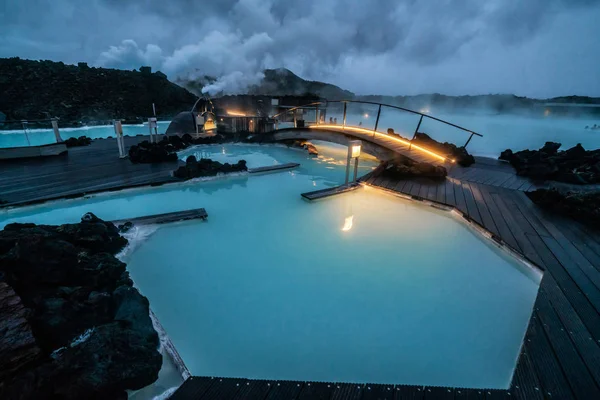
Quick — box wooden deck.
[0,135,181,207]
[172,163,600,400]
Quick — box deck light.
[345,140,362,185]
[351,143,362,158]
[227,110,246,117]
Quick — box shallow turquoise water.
[0,121,170,148]
[0,143,539,389]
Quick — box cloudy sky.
[1,0,600,97]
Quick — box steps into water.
[111,208,207,226]
[301,183,361,201]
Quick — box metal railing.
[271,99,483,149]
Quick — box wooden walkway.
[0,135,181,207]
[172,164,600,400]
[273,127,439,164]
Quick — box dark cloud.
[1,0,599,96]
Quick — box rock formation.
[499,142,600,184]
[0,57,197,128]
[64,136,92,147]
[0,213,161,399]
[526,189,600,229]
[173,155,247,179]
[378,155,447,181]
[412,132,475,167]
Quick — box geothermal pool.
[0,142,540,389]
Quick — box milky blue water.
[0,143,539,389]
[0,121,171,148]
[321,109,600,158]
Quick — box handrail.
[270,99,483,138]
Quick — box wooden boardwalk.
[0,135,181,207]
[273,127,439,164]
[172,164,600,400]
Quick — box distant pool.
[0,142,540,389]
[0,121,171,148]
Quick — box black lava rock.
[173,157,248,179]
[64,136,92,147]
[379,156,447,181]
[0,214,161,399]
[527,189,600,229]
[413,132,475,167]
[499,142,600,184]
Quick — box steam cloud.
[2,0,600,96]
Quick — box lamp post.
[345,140,362,185]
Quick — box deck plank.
[525,316,575,399]
[535,289,600,398]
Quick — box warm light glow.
[420,108,430,114]
[204,120,217,131]
[342,215,354,231]
[544,109,550,117]
[309,124,452,163]
[351,144,361,158]
[364,113,369,118]
[227,110,246,117]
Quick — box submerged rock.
[0,214,161,399]
[499,142,600,184]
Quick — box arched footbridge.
[270,100,483,165]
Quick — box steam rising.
[2,0,600,96]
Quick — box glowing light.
[420,108,430,114]
[220,118,224,121]
[342,215,354,231]
[351,144,361,158]
[309,124,452,163]
[227,110,246,117]
[364,113,369,118]
[544,109,550,117]
[204,120,216,131]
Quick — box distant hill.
[248,68,354,99]
[179,68,354,100]
[0,58,197,127]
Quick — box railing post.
[342,102,347,129]
[464,132,474,148]
[315,105,319,125]
[21,120,31,146]
[408,115,424,150]
[373,104,382,133]
[51,118,63,142]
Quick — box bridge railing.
[271,100,483,150]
